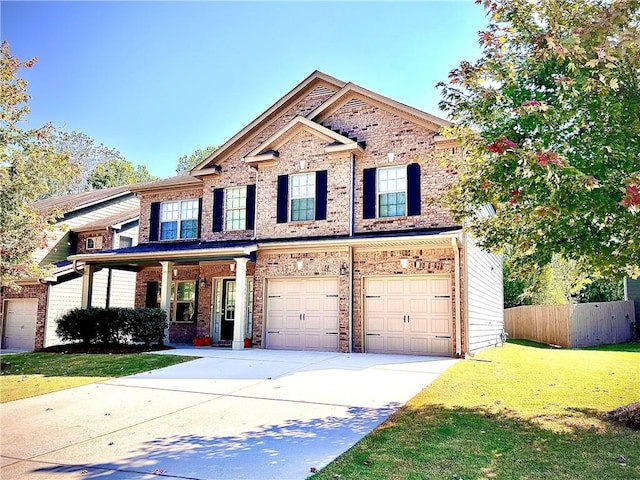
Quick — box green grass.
[314,343,640,480]
[0,353,197,402]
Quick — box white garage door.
[266,277,339,352]
[364,276,452,356]
[3,299,38,350]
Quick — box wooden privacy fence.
[504,301,636,347]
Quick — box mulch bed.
[607,402,640,430]
[36,344,175,354]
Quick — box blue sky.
[2,1,487,179]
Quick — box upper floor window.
[276,170,327,224]
[363,163,421,219]
[377,166,407,217]
[160,200,199,240]
[213,185,255,232]
[290,173,316,221]
[225,186,247,231]
[85,236,103,250]
[118,236,133,248]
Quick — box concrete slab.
[1,348,456,479]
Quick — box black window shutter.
[276,175,289,223]
[246,184,256,230]
[363,168,377,219]
[192,281,199,323]
[407,163,421,216]
[213,188,224,232]
[315,170,328,220]
[149,202,160,241]
[197,197,203,238]
[145,282,158,308]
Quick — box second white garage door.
[3,298,38,350]
[266,277,339,352]
[364,276,452,356]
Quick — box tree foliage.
[87,157,156,189]
[176,145,217,174]
[48,129,125,196]
[438,0,640,279]
[0,41,78,289]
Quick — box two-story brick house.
[70,71,503,357]
[1,186,139,350]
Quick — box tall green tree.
[0,41,78,289]
[438,0,640,279]
[176,145,217,174]
[87,158,157,189]
[48,129,124,196]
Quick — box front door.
[220,279,236,341]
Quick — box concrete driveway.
[1,348,457,480]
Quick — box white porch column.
[81,264,95,309]
[160,261,173,345]
[232,257,249,350]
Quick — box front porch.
[71,241,258,349]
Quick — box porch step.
[211,341,232,348]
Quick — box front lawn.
[314,342,640,480]
[0,352,197,403]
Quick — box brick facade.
[138,187,204,244]
[76,230,115,255]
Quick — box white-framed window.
[85,236,103,250]
[118,236,133,248]
[225,186,247,231]
[290,172,315,221]
[160,200,198,240]
[377,166,407,217]
[163,281,196,323]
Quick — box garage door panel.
[266,277,339,352]
[364,276,452,356]
[387,297,405,314]
[4,299,38,350]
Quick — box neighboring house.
[70,71,503,357]
[0,186,139,350]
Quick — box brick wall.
[76,229,114,255]
[255,130,352,239]
[322,102,458,233]
[352,246,460,355]
[137,187,204,243]
[252,249,351,352]
[1,283,49,350]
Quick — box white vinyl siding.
[45,269,136,347]
[465,233,504,353]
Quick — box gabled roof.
[307,82,450,132]
[73,207,139,233]
[128,175,203,194]
[33,185,132,215]
[191,71,346,175]
[244,116,364,165]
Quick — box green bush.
[56,307,167,346]
[56,308,99,345]
[125,308,167,347]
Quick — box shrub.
[56,307,99,345]
[56,307,167,346]
[125,308,167,347]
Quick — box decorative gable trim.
[191,71,346,175]
[244,116,364,166]
[307,83,451,133]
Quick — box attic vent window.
[85,236,103,250]
[338,98,368,112]
[309,85,335,98]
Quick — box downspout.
[350,153,355,237]
[452,236,462,357]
